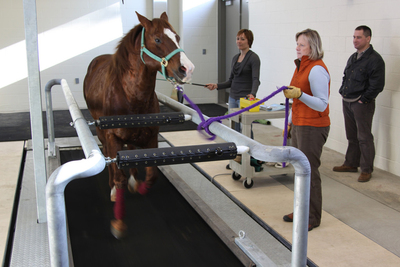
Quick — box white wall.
[180,0,219,104]
[249,0,400,176]
[0,0,218,113]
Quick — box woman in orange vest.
[282,29,330,231]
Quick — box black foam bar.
[97,112,186,129]
[116,142,237,169]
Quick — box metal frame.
[46,80,106,267]
[44,80,311,267]
[23,0,47,224]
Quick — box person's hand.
[205,83,217,90]
[282,125,291,139]
[246,94,255,100]
[283,86,302,99]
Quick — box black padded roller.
[97,112,185,129]
[116,142,237,169]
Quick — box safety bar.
[46,79,106,267]
[116,142,237,168]
[97,112,190,129]
[156,92,311,267]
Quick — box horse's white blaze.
[164,28,195,82]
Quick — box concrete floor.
[161,122,400,267]
[1,121,400,266]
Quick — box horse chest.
[115,127,158,146]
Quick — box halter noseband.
[140,27,184,81]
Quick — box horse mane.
[108,18,174,84]
[109,23,143,83]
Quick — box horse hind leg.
[138,166,158,195]
[127,168,139,194]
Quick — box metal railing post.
[45,79,62,157]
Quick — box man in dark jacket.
[333,25,385,182]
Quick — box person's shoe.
[283,213,293,222]
[333,165,358,172]
[358,172,371,182]
[308,224,319,232]
[226,164,231,170]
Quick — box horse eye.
[155,38,161,44]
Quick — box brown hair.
[237,29,254,48]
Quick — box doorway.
[217,0,249,104]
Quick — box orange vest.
[290,56,330,127]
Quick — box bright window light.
[0,3,123,89]
[183,0,213,12]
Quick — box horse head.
[136,12,195,84]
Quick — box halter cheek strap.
[140,27,184,81]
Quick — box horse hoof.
[110,186,116,202]
[110,219,127,239]
[135,181,149,195]
[127,175,136,194]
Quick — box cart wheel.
[243,179,254,189]
[232,172,241,180]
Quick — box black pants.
[292,125,329,226]
[342,100,375,173]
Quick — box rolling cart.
[228,108,294,188]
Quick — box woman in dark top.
[205,29,261,133]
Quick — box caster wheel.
[243,179,254,189]
[232,172,241,181]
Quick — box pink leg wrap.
[114,188,125,220]
[137,182,149,195]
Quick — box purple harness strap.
[176,85,290,144]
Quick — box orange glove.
[282,125,291,139]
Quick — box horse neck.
[112,45,159,102]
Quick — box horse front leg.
[105,134,128,239]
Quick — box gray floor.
[256,123,400,258]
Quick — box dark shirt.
[339,45,385,103]
[217,50,261,100]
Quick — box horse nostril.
[179,66,187,76]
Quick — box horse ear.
[160,12,169,22]
[136,11,151,29]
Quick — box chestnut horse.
[84,12,194,238]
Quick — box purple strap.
[177,85,289,142]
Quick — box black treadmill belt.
[63,149,243,267]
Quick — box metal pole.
[46,79,106,267]
[23,0,47,223]
[156,91,310,267]
[46,151,105,267]
[45,79,62,157]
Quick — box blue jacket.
[339,45,385,103]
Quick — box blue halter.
[140,27,184,81]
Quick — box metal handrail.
[45,79,106,267]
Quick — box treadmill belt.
[63,149,243,267]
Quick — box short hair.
[296,28,324,60]
[237,29,254,48]
[355,25,372,38]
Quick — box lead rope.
[173,84,289,143]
